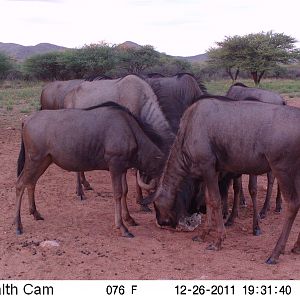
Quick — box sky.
[1,0,300,56]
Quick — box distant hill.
[117,41,208,63]
[176,53,208,63]
[117,41,142,50]
[0,40,208,63]
[0,42,68,60]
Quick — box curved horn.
[137,171,156,191]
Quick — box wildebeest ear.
[140,192,155,205]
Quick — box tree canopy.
[0,52,14,80]
[207,31,300,84]
[22,43,193,80]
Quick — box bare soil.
[1,98,300,280]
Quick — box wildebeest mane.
[176,73,207,94]
[146,73,165,78]
[84,102,164,150]
[145,73,207,133]
[226,82,249,97]
[232,82,248,88]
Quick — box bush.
[0,52,15,80]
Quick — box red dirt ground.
[1,98,300,280]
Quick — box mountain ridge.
[0,42,68,60]
[0,41,207,62]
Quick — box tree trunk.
[226,67,234,82]
[234,68,240,81]
[257,70,265,84]
[251,71,259,85]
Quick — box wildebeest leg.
[15,182,26,235]
[135,170,151,212]
[27,184,44,220]
[121,173,138,226]
[275,184,282,213]
[80,172,93,190]
[76,172,86,200]
[260,171,275,219]
[15,157,51,235]
[266,175,300,264]
[248,175,261,236]
[219,175,231,219]
[204,172,226,250]
[225,177,240,226]
[239,176,247,207]
[193,186,211,242]
[110,170,134,238]
[292,232,300,254]
[267,201,299,264]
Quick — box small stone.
[40,240,60,248]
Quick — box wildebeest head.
[143,186,178,228]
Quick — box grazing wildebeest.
[63,75,175,206]
[15,102,164,238]
[224,83,285,233]
[143,95,300,264]
[144,73,208,223]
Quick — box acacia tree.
[207,35,246,81]
[60,43,116,78]
[23,43,117,80]
[116,45,160,75]
[208,31,300,85]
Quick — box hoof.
[33,211,44,221]
[253,228,262,236]
[78,194,87,201]
[291,246,300,254]
[16,228,23,235]
[192,235,203,242]
[259,211,267,219]
[265,257,278,265]
[84,185,93,191]
[139,204,152,213]
[206,243,220,251]
[123,232,134,238]
[225,219,234,227]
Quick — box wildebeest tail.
[17,131,25,177]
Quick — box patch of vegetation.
[0,81,42,113]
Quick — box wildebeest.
[226,82,286,105]
[63,75,175,206]
[15,102,164,238]
[143,73,208,222]
[224,83,285,233]
[145,73,207,133]
[143,95,300,264]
